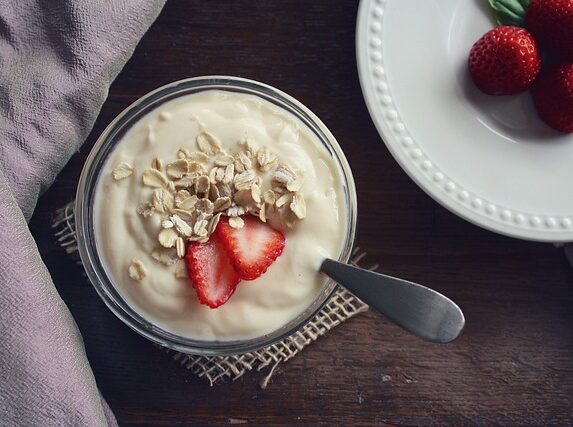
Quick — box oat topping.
[142,169,169,188]
[193,218,208,236]
[171,208,194,221]
[129,131,307,279]
[223,164,235,185]
[259,203,267,223]
[233,170,255,190]
[226,205,246,217]
[215,154,234,166]
[251,184,262,204]
[178,194,198,211]
[175,190,191,206]
[218,183,232,198]
[233,188,253,206]
[238,151,252,170]
[187,151,209,163]
[173,176,195,189]
[174,261,188,278]
[128,260,147,281]
[209,184,220,201]
[151,157,163,171]
[234,158,245,174]
[161,219,174,229]
[136,202,154,218]
[286,177,303,192]
[262,189,276,205]
[151,247,178,265]
[176,237,185,258]
[195,198,214,215]
[275,193,291,208]
[162,190,174,210]
[240,137,259,154]
[229,216,245,229]
[158,228,178,248]
[171,214,194,237]
[112,162,134,181]
[177,147,191,159]
[151,189,165,213]
[290,193,306,219]
[214,196,231,212]
[196,131,222,154]
[272,163,297,186]
[207,213,222,235]
[166,159,190,179]
[196,175,210,195]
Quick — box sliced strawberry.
[185,234,240,308]
[216,215,286,281]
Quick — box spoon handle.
[320,259,465,343]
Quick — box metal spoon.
[320,259,465,343]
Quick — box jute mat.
[52,202,371,387]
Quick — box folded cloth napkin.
[0,1,165,425]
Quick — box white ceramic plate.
[356,0,573,242]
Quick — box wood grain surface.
[29,1,573,425]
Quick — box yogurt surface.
[95,90,347,341]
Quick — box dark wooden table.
[29,1,573,425]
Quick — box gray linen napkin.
[0,1,165,425]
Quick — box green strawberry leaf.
[486,0,531,26]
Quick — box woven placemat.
[52,202,371,387]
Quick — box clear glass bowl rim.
[75,76,357,356]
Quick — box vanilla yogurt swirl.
[95,90,347,341]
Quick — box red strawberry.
[468,26,541,95]
[532,63,573,133]
[216,216,285,281]
[526,0,573,61]
[185,234,240,308]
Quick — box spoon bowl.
[320,258,465,343]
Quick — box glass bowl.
[76,76,357,356]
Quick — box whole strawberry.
[468,26,541,95]
[526,0,573,61]
[532,63,573,133]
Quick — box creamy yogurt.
[95,90,347,341]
